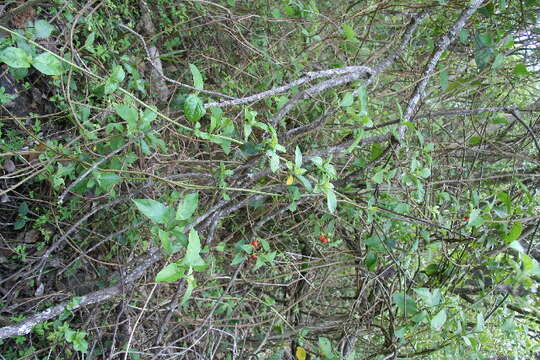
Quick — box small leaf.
[340,92,354,107]
[181,229,206,270]
[392,293,417,315]
[286,174,294,185]
[294,146,302,168]
[431,309,447,331]
[0,47,31,68]
[183,94,206,122]
[104,65,125,95]
[269,151,280,172]
[503,222,523,243]
[180,269,197,306]
[439,70,449,90]
[132,198,169,224]
[475,312,484,332]
[34,20,55,39]
[372,170,384,184]
[176,192,199,220]
[469,136,482,145]
[155,263,184,282]
[318,337,334,358]
[326,190,337,214]
[467,209,484,227]
[189,64,204,90]
[295,346,307,360]
[115,104,138,131]
[513,63,529,76]
[32,52,64,75]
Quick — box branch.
[0,249,162,340]
[398,0,486,139]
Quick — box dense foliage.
[1,0,540,359]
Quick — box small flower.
[319,235,329,243]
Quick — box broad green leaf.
[269,151,280,172]
[503,222,523,243]
[342,23,357,42]
[492,53,505,69]
[372,170,384,184]
[141,108,157,129]
[34,20,55,39]
[0,47,31,68]
[475,313,484,332]
[318,337,334,359]
[158,229,173,254]
[469,136,482,145]
[431,309,447,331]
[181,229,206,270]
[340,92,354,107]
[414,288,441,307]
[183,94,205,122]
[32,52,64,75]
[467,209,484,227]
[176,192,199,220]
[115,104,138,131]
[439,70,449,90]
[365,250,377,271]
[294,146,302,168]
[393,293,417,315]
[155,263,184,282]
[104,65,125,94]
[189,63,204,90]
[513,63,529,76]
[326,190,337,214]
[132,198,169,224]
[358,85,368,117]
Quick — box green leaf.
[492,53,505,69]
[503,222,523,244]
[294,146,303,168]
[132,199,169,224]
[155,263,184,282]
[392,293,417,315]
[469,136,482,145]
[467,209,484,227]
[365,250,377,271]
[115,104,138,131]
[340,92,354,107]
[326,190,337,214]
[183,94,206,122]
[439,70,449,90]
[0,47,31,68]
[158,229,173,254]
[431,309,447,331]
[513,63,529,76]
[269,151,280,172]
[32,52,64,75]
[181,229,206,270]
[189,63,204,90]
[372,170,384,184]
[475,312,484,332]
[342,23,357,42]
[318,337,334,359]
[176,192,199,220]
[180,269,197,305]
[104,65,125,95]
[34,20,55,39]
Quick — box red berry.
[250,241,260,247]
[319,235,328,243]
[251,254,257,259]
[463,216,470,221]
